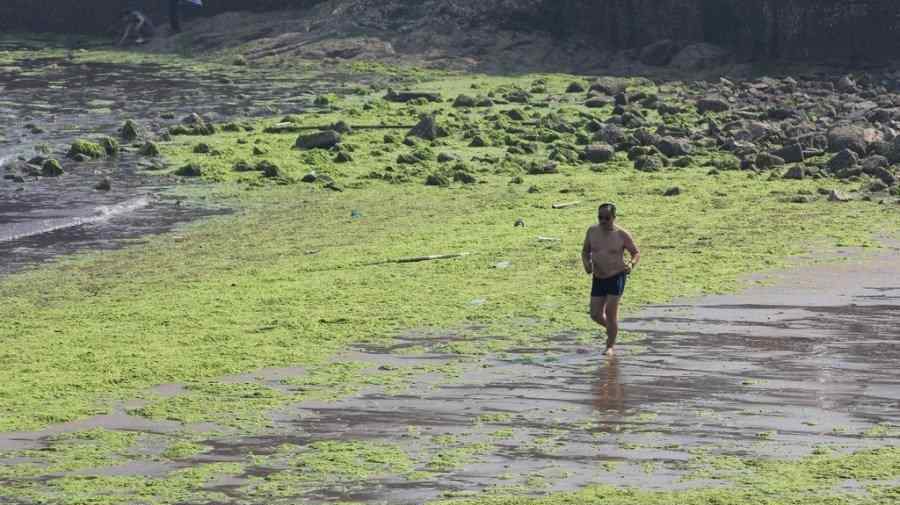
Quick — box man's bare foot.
[603,347,615,356]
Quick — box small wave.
[0,196,152,243]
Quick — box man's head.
[598,203,616,229]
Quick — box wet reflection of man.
[593,356,625,412]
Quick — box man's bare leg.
[590,296,608,329]
[603,296,621,355]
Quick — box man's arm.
[581,229,593,274]
[622,230,640,271]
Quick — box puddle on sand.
[189,247,900,504]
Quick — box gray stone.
[634,155,665,172]
[656,137,693,157]
[827,125,867,155]
[783,166,805,180]
[295,130,341,150]
[827,149,860,172]
[697,96,730,113]
[583,144,615,163]
[755,153,786,169]
[772,144,804,163]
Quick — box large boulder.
[670,43,731,70]
[697,96,730,113]
[772,144,805,163]
[656,137,693,157]
[639,39,679,66]
[827,149,860,172]
[294,130,341,150]
[583,144,615,163]
[827,125,867,155]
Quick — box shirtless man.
[581,203,640,356]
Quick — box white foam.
[0,196,152,243]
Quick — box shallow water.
[0,52,344,276]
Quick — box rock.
[453,170,477,184]
[334,151,353,163]
[783,165,806,179]
[425,173,450,187]
[827,149,860,172]
[504,109,525,121]
[256,160,281,179]
[593,124,627,145]
[755,153,786,169]
[527,162,559,175]
[889,137,900,163]
[175,163,203,177]
[865,165,897,186]
[40,158,63,177]
[634,155,665,172]
[469,136,489,147]
[861,155,889,171]
[233,160,255,172]
[656,137,693,157]
[697,96,730,113]
[589,77,628,96]
[583,144,615,163]
[176,113,215,135]
[585,97,612,108]
[324,181,343,192]
[772,144,804,163]
[139,141,160,157]
[295,130,341,150]
[868,180,889,192]
[836,75,857,93]
[514,218,526,227]
[674,156,693,168]
[194,143,212,154]
[827,125,867,154]
[94,177,111,191]
[301,172,317,183]
[437,152,460,163]
[670,42,730,69]
[330,120,353,134]
[314,95,331,106]
[614,92,629,106]
[527,185,541,193]
[385,89,441,103]
[565,82,585,93]
[640,39,679,66]
[790,195,812,204]
[663,186,681,196]
[453,94,478,107]
[768,107,800,120]
[120,119,140,141]
[66,139,104,159]
[828,189,850,202]
[504,90,531,104]
[407,115,448,141]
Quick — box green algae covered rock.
[99,136,119,156]
[41,158,63,177]
[120,119,140,141]
[175,163,204,177]
[67,139,104,159]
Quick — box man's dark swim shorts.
[591,271,627,297]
